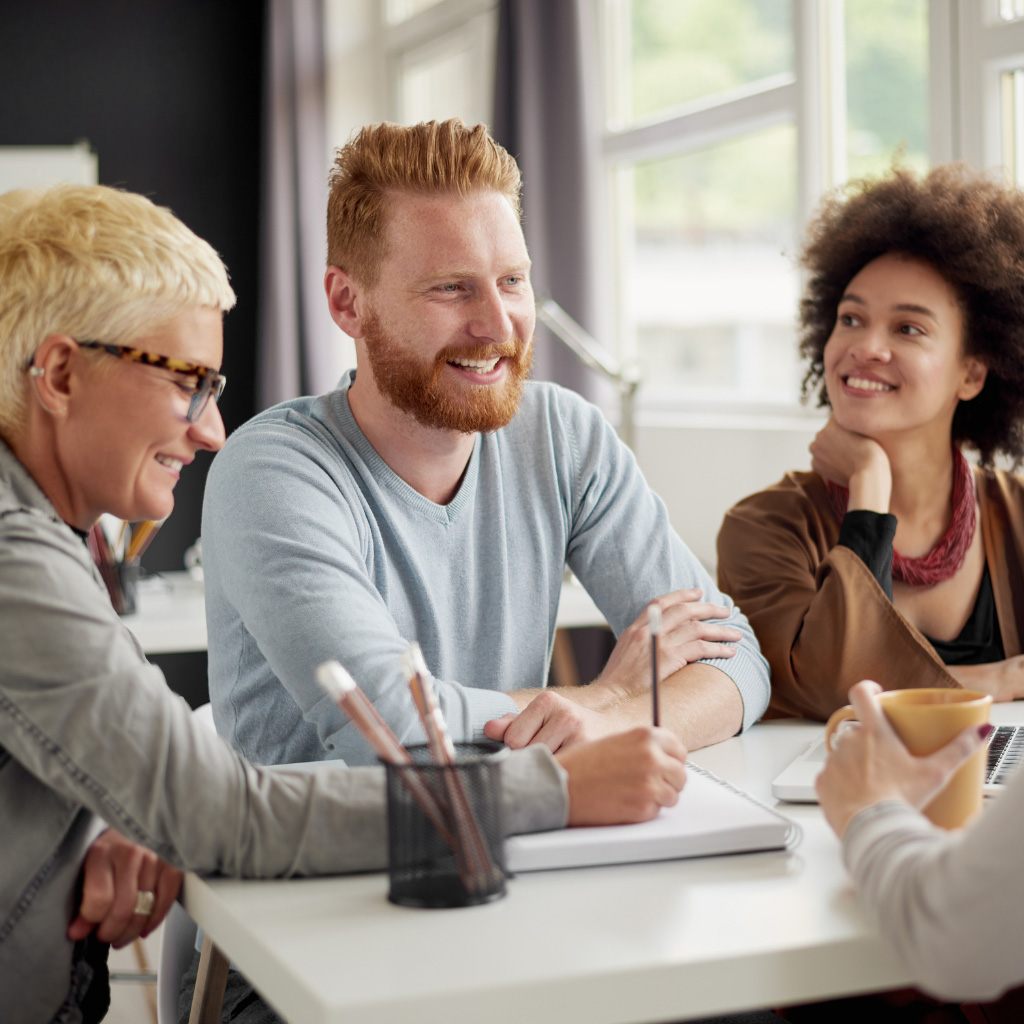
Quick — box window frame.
[590,0,947,419]
[953,0,1024,170]
[343,0,1011,421]
[380,0,498,125]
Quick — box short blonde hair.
[0,183,236,435]
[326,118,522,287]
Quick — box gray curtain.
[492,0,598,397]
[258,0,338,410]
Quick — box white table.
[122,571,208,654]
[184,708,1024,1024]
[124,571,606,658]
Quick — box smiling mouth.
[156,455,184,472]
[844,375,894,393]
[448,356,501,374]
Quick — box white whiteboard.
[0,143,98,192]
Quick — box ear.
[28,335,77,417]
[325,266,370,340]
[957,356,987,402]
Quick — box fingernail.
[978,723,994,740]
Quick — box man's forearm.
[512,664,744,751]
[603,663,744,750]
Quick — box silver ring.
[134,890,156,916]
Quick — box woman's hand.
[556,726,688,825]
[810,417,893,512]
[947,658,1024,702]
[815,680,990,838]
[68,828,183,948]
[592,590,743,702]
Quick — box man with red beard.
[201,119,769,773]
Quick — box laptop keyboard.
[987,725,1024,785]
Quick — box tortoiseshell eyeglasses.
[29,340,227,423]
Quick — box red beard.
[362,312,534,434]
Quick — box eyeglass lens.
[186,373,225,422]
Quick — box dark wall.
[0,0,263,567]
[0,1,265,702]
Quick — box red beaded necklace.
[824,447,976,588]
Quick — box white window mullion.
[794,0,845,226]
[601,76,795,165]
[610,164,637,371]
[929,0,958,163]
[955,0,1024,172]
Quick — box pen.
[648,602,661,727]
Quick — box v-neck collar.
[330,376,483,526]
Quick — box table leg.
[551,629,581,688]
[188,933,229,1024]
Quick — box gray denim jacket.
[0,440,567,1023]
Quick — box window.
[957,0,1024,183]
[382,0,497,128]
[597,0,930,412]
[394,14,495,127]
[386,0,446,22]
[844,1,929,180]
[328,1,1018,420]
[325,0,497,149]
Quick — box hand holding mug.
[817,681,992,836]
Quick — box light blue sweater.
[202,372,769,766]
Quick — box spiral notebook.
[505,763,801,873]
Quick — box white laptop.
[771,722,1024,802]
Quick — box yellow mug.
[824,688,992,829]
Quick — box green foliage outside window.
[625,0,928,238]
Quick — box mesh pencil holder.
[98,561,140,616]
[384,741,508,908]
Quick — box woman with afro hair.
[717,163,1024,721]
[717,165,1024,1020]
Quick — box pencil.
[115,519,129,561]
[401,643,456,763]
[314,660,454,847]
[126,519,162,562]
[401,643,501,895]
[648,603,661,727]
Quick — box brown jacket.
[716,468,1024,720]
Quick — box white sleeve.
[843,780,1024,1002]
